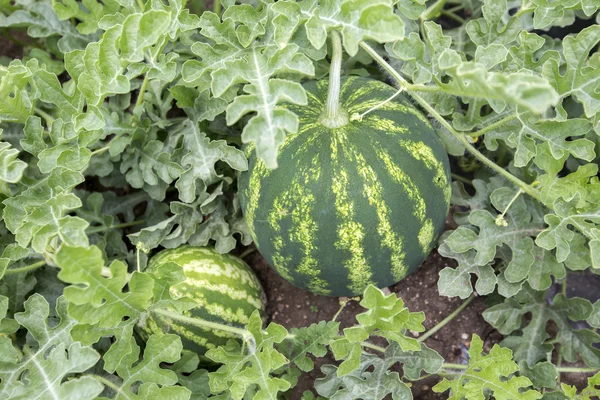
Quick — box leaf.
[437,240,497,299]
[315,353,412,400]
[55,245,153,371]
[0,295,103,400]
[108,334,189,400]
[560,372,600,400]
[589,301,600,329]
[118,127,183,201]
[483,115,595,175]
[2,169,89,253]
[530,0,598,29]
[330,285,425,376]
[519,361,558,390]
[384,341,444,381]
[542,25,600,120]
[465,0,522,46]
[272,0,405,55]
[52,0,122,34]
[483,285,600,368]
[433,334,542,400]
[173,120,247,203]
[170,352,211,399]
[129,188,251,254]
[220,46,311,169]
[0,140,27,186]
[0,60,35,123]
[281,321,340,372]
[207,312,291,400]
[0,2,92,52]
[37,118,103,173]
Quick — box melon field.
[1,1,600,399]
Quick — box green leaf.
[330,286,425,377]
[272,0,405,55]
[2,169,89,253]
[0,295,103,400]
[438,240,497,299]
[0,2,92,52]
[170,352,211,399]
[173,120,247,203]
[315,353,412,400]
[0,140,27,186]
[560,372,600,400]
[589,301,600,329]
[282,321,340,372]
[129,189,251,254]
[465,0,522,46]
[384,341,444,381]
[484,115,594,175]
[108,334,189,400]
[220,46,312,169]
[433,334,542,400]
[519,361,558,390]
[0,61,35,123]
[52,0,122,34]
[207,312,291,400]
[542,25,600,120]
[483,286,600,368]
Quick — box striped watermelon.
[238,76,451,297]
[136,246,266,354]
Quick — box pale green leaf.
[483,286,600,368]
[0,295,103,400]
[433,334,542,400]
[315,354,412,400]
[207,312,290,400]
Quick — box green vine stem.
[420,0,448,21]
[214,0,222,15]
[92,375,126,396]
[239,247,257,260]
[417,295,475,343]
[442,363,598,374]
[320,30,348,128]
[86,220,146,235]
[358,42,543,204]
[4,260,46,275]
[136,0,145,12]
[153,309,249,339]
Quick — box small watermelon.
[136,246,266,354]
[238,76,451,297]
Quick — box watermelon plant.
[0,0,599,399]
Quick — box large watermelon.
[136,246,266,354]
[238,76,451,297]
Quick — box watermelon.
[136,246,266,354]
[238,76,451,297]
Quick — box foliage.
[0,0,599,398]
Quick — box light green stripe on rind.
[269,155,330,295]
[346,143,409,281]
[400,140,451,195]
[375,148,435,254]
[268,194,294,282]
[331,132,374,294]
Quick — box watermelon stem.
[152,308,250,339]
[417,295,475,343]
[320,30,349,128]
[359,41,544,204]
[350,87,405,122]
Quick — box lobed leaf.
[0,294,103,400]
[433,334,542,400]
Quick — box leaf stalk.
[320,30,348,128]
[417,295,475,343]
